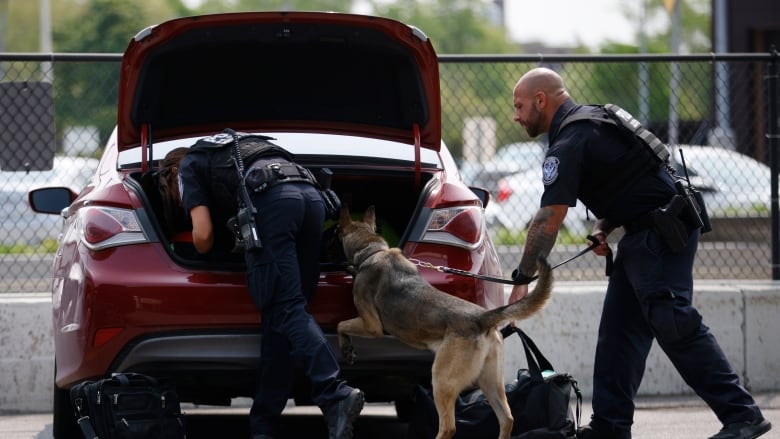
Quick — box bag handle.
[500,325,554,381]
[108,372,161,388]
[502,325,584,430]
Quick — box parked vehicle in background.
[460,141,545,196]
[0,156,98,247]
[484,166,592,238]
[26,12,505,438]
[467,144,772,241]
[672,145,772,217]
[461,140,591,237]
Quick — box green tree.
[365,0,518,156]
[51,0,184,148]
[192,0,355,14]
[366,0,513,54]
[576,0,713,145]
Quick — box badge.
[542,156,559,185]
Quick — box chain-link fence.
[440,53,779,281]
[1,52,778,292]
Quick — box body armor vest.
[189,132,294,251]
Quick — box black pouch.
[317,168,341,219]
[321,188,342,219]
[649,195,689,252]
[690,188,712,233]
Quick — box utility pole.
[40,0,52,82]
[638,0,649,124]
[666,0,680,148]
[710,0,735,149]
[492,0,505,29]
[0,0,8,79]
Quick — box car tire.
[52,366,79,439]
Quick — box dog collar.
[353,246,386,273]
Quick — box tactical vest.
[189,132,294,251]
[551,104,673,208]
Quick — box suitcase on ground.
[70,372,186,439]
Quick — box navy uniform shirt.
[540,100,677,226]
[179,147,239,254]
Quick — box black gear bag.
[70,372,186,439]
[407,327,581,439]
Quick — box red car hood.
[117,11,441,152]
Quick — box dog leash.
[409,235,613,285]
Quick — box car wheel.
[52,366,79,439]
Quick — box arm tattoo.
[519,207,559,277]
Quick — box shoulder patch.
[542,156,560,185]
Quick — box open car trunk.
[130,163,436,269]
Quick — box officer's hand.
[588,232,611,257]
[509,283,529,303]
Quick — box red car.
[29,12,504,438]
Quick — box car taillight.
[78,206,149,250]
[420,206,484,250]
[497,178,512,203]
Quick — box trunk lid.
[117,12,441,153]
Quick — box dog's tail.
[478,255,553,329]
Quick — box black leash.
[412,234,613,285]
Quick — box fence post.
[768,49,780,280]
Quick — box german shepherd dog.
[336,205,553,439]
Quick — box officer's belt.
[244,158,318,194]
[623,213,656,235]
[623,196,696,235]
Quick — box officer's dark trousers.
[244,183,352,436]
[591,227,763,438]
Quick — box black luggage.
[407,327,581,439]
[70,372,186,439]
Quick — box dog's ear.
[338,204,352,229]
[364,205,376,231]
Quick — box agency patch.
[542,156,559,185]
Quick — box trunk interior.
[130,165,436,268]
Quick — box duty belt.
[623,213,656,235]
[244,160,318,194]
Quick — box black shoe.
[323,388,365,439]
[709,418,772,439]
[577,424,621,439]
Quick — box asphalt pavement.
[2,393,777,439]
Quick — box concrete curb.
[1,282,779,413]
[0,294,55,414]
[502,281,780,397]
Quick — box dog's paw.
[346,265,357,276]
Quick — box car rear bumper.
[109,330,434,404]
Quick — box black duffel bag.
[70,372,186,439]
[407,326,581,439]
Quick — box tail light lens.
[77,206,149,250]
[420,206,484,250]
[497,178,512,203]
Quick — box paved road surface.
[2,393,777,439]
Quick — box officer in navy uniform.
[178,131,364,439]
[507,68,771,439]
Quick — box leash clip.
[409,258,445,272]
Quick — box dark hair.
[158,147,190,235]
